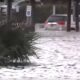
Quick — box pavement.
[35,23,80,37]
[0,25,80,80]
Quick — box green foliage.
[55,4,67,14]
[35,4,53,23]
[0,25,38,65]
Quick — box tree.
[67,0,71,31]
[75,0,79,31]
[0,0,39,66]
[7,0,13,22]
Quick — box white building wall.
[13,0,25,2]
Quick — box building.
[0,0,25,4]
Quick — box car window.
[47,15,67,22]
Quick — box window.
[48,15,67,22]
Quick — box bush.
[0,24,38,66]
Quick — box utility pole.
[52,0,56,15]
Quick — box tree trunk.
[75,0,79,31]
[67,0,71,31]
[7,0,12,23]
[30,0,35,31]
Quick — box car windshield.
[47,15,67,22]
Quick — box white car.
[44,14,67,30]
[44,14,80,30]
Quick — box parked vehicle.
[44,14,67,30]
[44,14,80,30]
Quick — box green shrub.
[0,24,38,66]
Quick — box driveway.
[0,24,80,80]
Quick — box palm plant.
[0,24,38,66]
